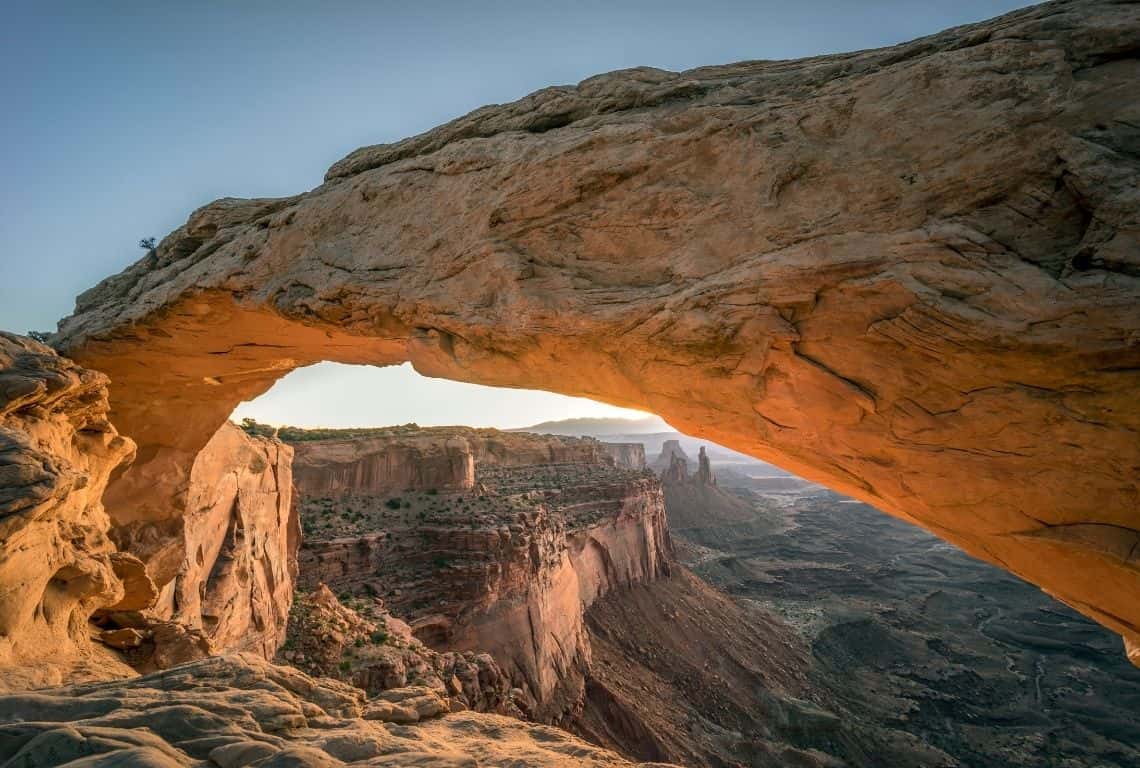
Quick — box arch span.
[56,0,1140,656]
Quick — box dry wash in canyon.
[0,0,1138,765]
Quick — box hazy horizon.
[1,0,1038,428]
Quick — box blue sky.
[0,1,1036,428]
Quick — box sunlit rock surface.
[0,333,136,690]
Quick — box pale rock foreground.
[53,0,1140,655]
[0,654,676,767]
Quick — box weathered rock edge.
[54,0,1140,656]
[0,653,673,767]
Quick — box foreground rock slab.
[0,654,676,767]
[53,0,1140,654]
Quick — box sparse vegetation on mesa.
[298,462,657,543]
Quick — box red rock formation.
[0,653,670,767]
[444,474,673,721]
[90,422,298,668]
[45,0,1140,658]
[293,434,475,497]
[170,422,297,657]
[659,448,756,533]
[660,453,688,486]
[289,427,619,499]
[291,429,673,722]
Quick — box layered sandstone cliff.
[292,433,476,497]
[290,427,672,722]
[601,442,647,470]
[289,426,620,498]
[52,0,1140,657]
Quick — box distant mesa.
[513,415,672,437]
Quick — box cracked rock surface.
[0,654,675,767]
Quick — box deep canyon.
[0,1,1138,765]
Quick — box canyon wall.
[443,476,673,722]
[290,427,616,499]
[48,1,1140,657]
[601,443,646,470]
[293,434,475,497]
[290,427,672,721]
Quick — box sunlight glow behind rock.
[230,361,655,429]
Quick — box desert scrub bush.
[385,497,402,510]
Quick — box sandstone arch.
[55,0,1140,656]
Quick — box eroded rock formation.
[293,432,476,497]
[280,584,520,718]
[651,441,690,474]
[658,447,756,534]
[49,0,1140,654]
[292,431,674,722]
[289,426,618,499]
[169,422,297,657]
[0,653,673,767]
[602,442,647,470]
[0,333,137,689]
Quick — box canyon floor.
[674,469,1140,768]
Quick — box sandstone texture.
[0,654,676,767]
[0,333,137,690]
[52,1,1140,653]
[83,422,298,676]
[172,422,297,657]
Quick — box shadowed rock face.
[53,0,1140,655]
